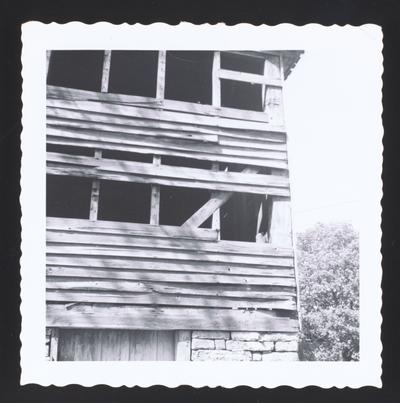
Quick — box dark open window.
[108,51,158,97]
[47,175,92,219]
[98,180,151,223]
[221,52,264,75]
[221,79,263,112]
[165,51,213,105]
[47,51,104,92]
[159,186,212,228]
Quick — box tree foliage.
[296,222,359,361]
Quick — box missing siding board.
[97,180,151,224]
[159,186,212,228]
[165,51,213,105]
[108,51,158,97]
[46,175,92,219]
[46,144,94,157]
[101,150,153,163]
[161,155,211,170]
[221,52,265,75]
[47,51,104,92]
[221,79,263,112]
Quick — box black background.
[1,0,399,402]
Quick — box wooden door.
[57,329,176,361]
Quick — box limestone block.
[262,352,299,361]
[192,338,215,350]
[215,339,226,350]
[231,331,261,341]
[252,352,262,361]
[192,349,252,361]
[226,340,273,352]
[275,341,298,352]
[192,331,230,339]
[260,333,299,342]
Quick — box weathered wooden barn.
[45,49,303,361]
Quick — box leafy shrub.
[296,222,359,361]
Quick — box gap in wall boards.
[220,193,267,242]
[47,51,104,92]
[98,180,151,223]
[159,185,212,228]
[161,155,211,170]
[221,79,263,112]
[165,51,213,105]
[47,144,94,157]
[101,150,153,163]
[221,52,265,75]
[108,51,159,97]
[46,175,92,219]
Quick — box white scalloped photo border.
[20,22,383,387]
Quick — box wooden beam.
[49,328,59,361]
[101,50,112,93]
[211,162,221,238]
[46,152,290,196]
[89,150,102,221]
[218,68,282,87]
[212,51,221,107]
[46,290,297,311]
[268,169,293,248]
[46,85,272,124]
[46,266,296,287]
[47,304,299,332]
[263,56,284,125]
[46,50,52,78]
[175,331,191,361]
[156,51,166,100]
[182,167,259,228]
[150,156,161,225]
[47,217,218,240]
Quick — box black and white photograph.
[20,23,382,387]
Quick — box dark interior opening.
[159,185,212,228]
[221,79,263,112]
[219,162,271,175]
[47,51,104,92]
[47,144,94,157]
[108,51,158,97]
[161,155,211,170]
[165,51,213,105]
[98,180,150,223]
[220,193,268,242]
[47,175,92,219]
[221,52,265,75]
[102,150,153,163]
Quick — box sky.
[282,35,382,234]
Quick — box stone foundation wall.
[190,331,299,361]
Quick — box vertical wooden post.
[89,150,102,221]
[46,50,52,78]
[211,162,221,239]
[89,50,111,221]
[156,51,167,101]
[150,156,161,225]
[174,330,191,361]
[263,55,284,125]
[212,51,221,107]
[49,328,59,361]
[101,50,112,93]
[268,169,293,248]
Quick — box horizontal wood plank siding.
[47,304,299,332]
[46,89,289,170]
[47,152,290,196]
[46,218,297,331]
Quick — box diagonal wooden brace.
[182,166,259,228]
